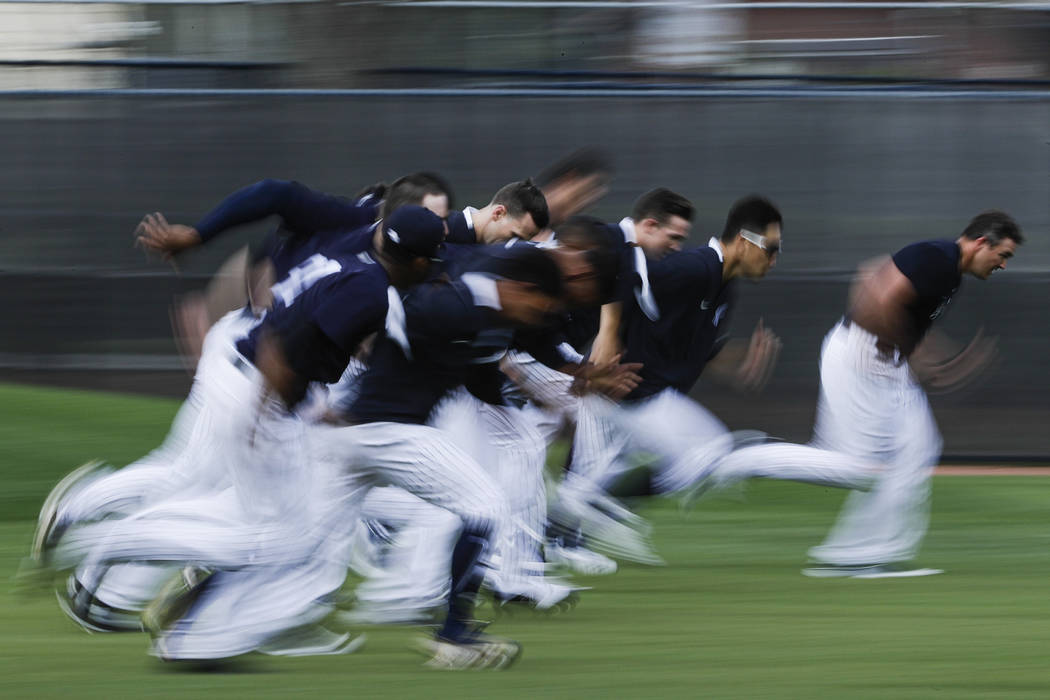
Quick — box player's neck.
[373,249,412,289]
[471,205,495,243]
[955,237,973,274]
[720,241,743,280]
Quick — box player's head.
[382,171,455,221]
[477,179,550,244]
[481,245,564,327]
[378,205,447,287]
[534,148,612,228]
[632,188,693,260]
[958,210,1023,280]
[549,215,621,306]
[721,195,782,279]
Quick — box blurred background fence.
[0,1,1048,458]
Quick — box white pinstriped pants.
[566,388,877,500]
[60,310,260,611]
[432,389,548,583]
[808,321,942,566]
[319,421,510,536]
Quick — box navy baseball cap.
[382,205,446,261]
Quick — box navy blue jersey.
[431,242,490,279]
[348,269,569,425]
[620,245,734,401]
[269,223,378,281]
[195,179,378,278]
[444,209,477,245]
[347,277,505,424]
[236,249,390,397]
[891,239,961,347]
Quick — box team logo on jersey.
[929,290,956,320]
[387,228,401,243]
[701,300,712,310]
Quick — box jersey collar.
[463,206,478,233]
[618,216,637,244]
[708,237,725,262]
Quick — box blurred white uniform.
[431,388,568,603]
[57,309,259,614]
[57,334,345,658]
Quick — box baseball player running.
[804,210,1022,578]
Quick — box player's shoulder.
[444,210,475,244]
[604,221,634,249]
[894,239,958,261]
[892,239,959,272]
[654,245,721,275]
[324,250,389,291]
[320,223,379,256]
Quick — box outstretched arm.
[135,179,378,257]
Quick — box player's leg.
[705,440,879,494]
[327,421,520,667]
[474,401,579,608]
[59,308,255,530]
[547,395,663,566]
[806,322,943,573]
[809,382,940,569]
[347,487,457,624]
[154,534,357,661]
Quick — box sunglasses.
[740,229,781,258]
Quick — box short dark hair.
[721,195,782,243]
[534,148,612,189]
[380,171,455,220]
[961,210,1024,245]
[632,188,694,226]
[553,215,617,250]
[490,179,550,231]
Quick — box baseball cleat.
[32,460,112,563]
[141,566,213,636]
[545,542,618,576]
[414,632,522,670]
[260,627,367,657]
[802,563,945,579]
[553,491,664,566]
[57,574,142,633]
[851,566,945,579]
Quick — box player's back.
[347,277,504,425]
[237,249,391,389]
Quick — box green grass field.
[1,382,1048,699]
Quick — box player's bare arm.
[848,257,920,358]
[588,301,623,365]
[253,330,302,410]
